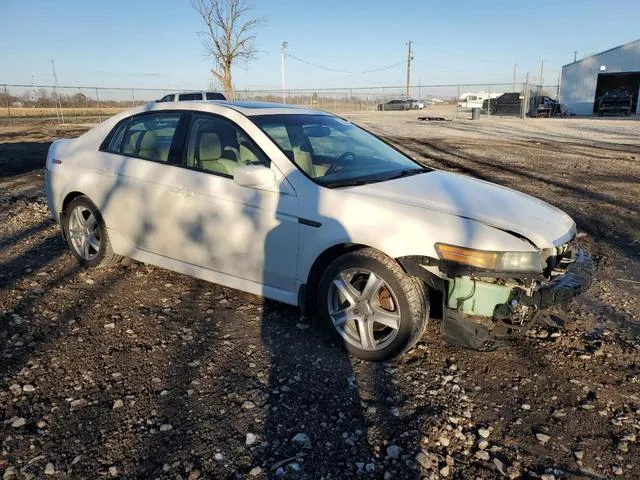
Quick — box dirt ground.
[0,113,639,480]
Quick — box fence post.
[3,85,12,126]
[522,73,529,118]
[456,85,460,120]
[95,87,102,122]
[487,84,491,117]
[131,89,135,108]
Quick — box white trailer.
[458,91,502,109]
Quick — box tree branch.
[191,0,260,97]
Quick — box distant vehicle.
[157,91,226,102]
[483,93,522,115]
[377,99,412,111]
[409,99,425,110]
[597,90,633,116]
[458,91,501,109]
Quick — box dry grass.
[0,107,127,118]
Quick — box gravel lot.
[1,113,639,479]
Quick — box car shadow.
[0,141,52,177]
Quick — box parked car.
[597,90,633,116]
[157,91,226,102]
[377,99,412,111]
[483,92,522,115]
[45,101,593,361]
[409,99,425,110]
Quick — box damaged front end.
[400,239,594,351]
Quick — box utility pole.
[512,63,517,92]
[281,41,288,104]
[51,59,64,125]
[573,50,577,62]
[406,41,413,99]
[3,84,12,126]
[539,60,544,87]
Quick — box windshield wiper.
[321,179,371,188]
[384,168,429,180]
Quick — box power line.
[285,53,405,74]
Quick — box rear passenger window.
[120,113,181,162]
[206,92,225,100]
[179,93,202,101]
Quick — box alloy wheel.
[327,268,401,351]
[67,205,101,261]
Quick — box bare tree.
[191,0,259,98]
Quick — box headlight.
[435,243,545,273]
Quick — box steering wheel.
[326,151,356,175]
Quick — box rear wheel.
[63,196,121,268]
[318,248,428,361]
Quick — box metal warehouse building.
[560,38,640,115]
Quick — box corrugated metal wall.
[560,39,640,115]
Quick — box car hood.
[346,170,576,248]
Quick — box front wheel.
[317,248,429,361]
[63,195,121,268]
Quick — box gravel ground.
[1,114,639,479]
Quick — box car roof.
[140,100,330,117]
[166,91,220,95]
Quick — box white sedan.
[45,101,593,361]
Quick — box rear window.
[179,93,203,101]
[206,92,226,100]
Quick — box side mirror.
[233,165,277,189]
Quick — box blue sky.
[1,0,639,91]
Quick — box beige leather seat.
[293,146,329,178]
[198,132,238,175]
[239,142,260,166]
[124,131,160,160]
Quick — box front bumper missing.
[518,247,594,309]
[441,247,594,351]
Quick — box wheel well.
[300,243,368,313]
[300,245,439,317]
[61,191,86,217]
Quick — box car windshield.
[252,114,431,187]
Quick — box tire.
[63,195,121,268]
[317,248,429,361]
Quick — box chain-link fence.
[0,82,561,125]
